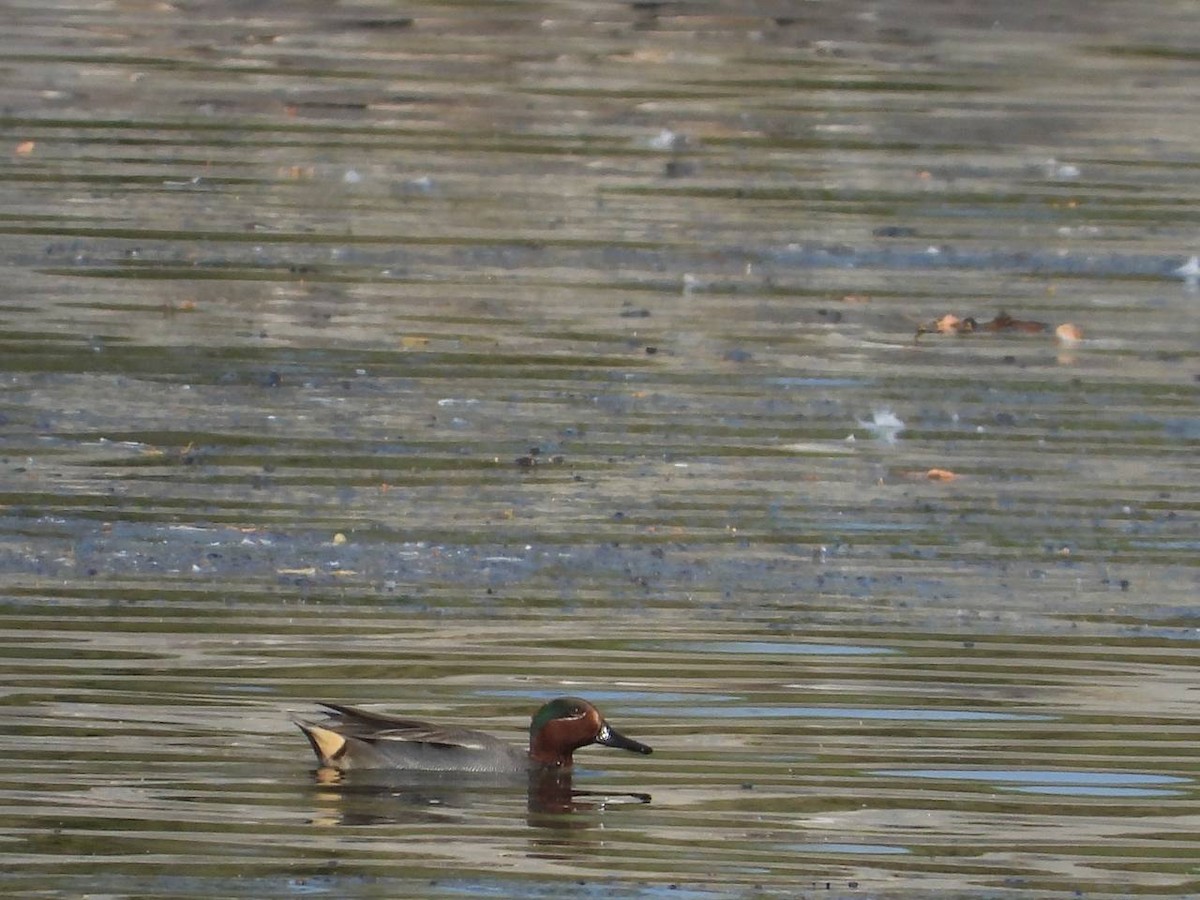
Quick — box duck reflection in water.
[295,697,652,823]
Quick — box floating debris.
[916,311,1061,340]
[918,313,976,336]
[1054,323,1084,346]
[515,447,565,469]
[859,409,905,444]
[982,312,1048,333]
[1042,157,1081,179]
[1174,255,1200,283]
[403,175,437,194]
[664,159,698,178]
[647,127,689,151]
[898,468,959,481]
[925,468,958,481]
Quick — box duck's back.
[296,703,530,773]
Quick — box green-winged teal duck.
[296,697,652,773]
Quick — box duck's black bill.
[596,722,653,755]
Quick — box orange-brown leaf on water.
[162,299,196,315]
[935,313,971,334]
[925,468,959,481]
[609,47,675,64]
[840,293,871,305]
[399,335,430,349]
[1055,323,1083,346]
[915,313,975,338]
[897,467,959,481]
[278,165,315,179]
[14,140,35,156]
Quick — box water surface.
[1,1,1198,897]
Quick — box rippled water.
[1,1,1198,897]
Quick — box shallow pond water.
[1,1,1198,897]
